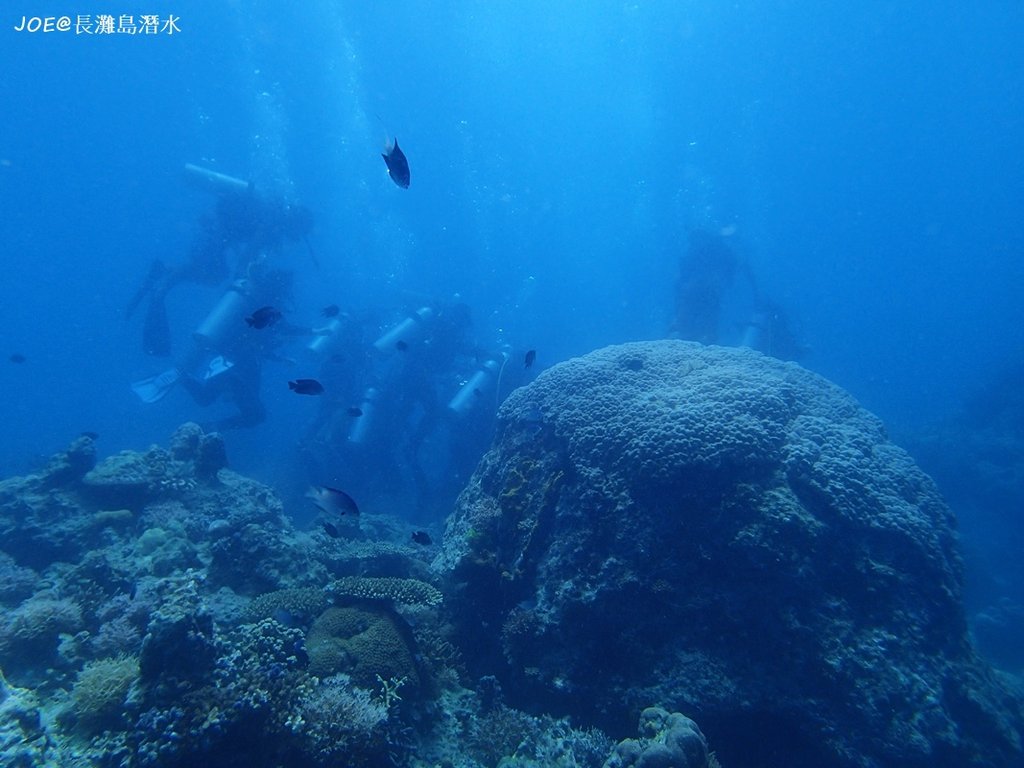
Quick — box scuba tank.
[740,311,767,351]
[347,387,379,445]
[183,163,250,196]
[373,307,434,352]
[448,355,503,414]
[307,317,343,355]
[193,280,249,349]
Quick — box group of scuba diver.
[126,163,529,515]
[127,162,804,518]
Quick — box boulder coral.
[603,707,708,768]
[306,605,422,695]
[439,340,1024,768]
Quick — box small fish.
[382,138,411,188]
[307,485,360,516]
[320,520,340,538]
[411,530,432,546]
[128,582,137,600]
[8,353,26,364]
[246,306,282,329]
[289,379,325,395]
[80,431,99,440]
[347,407,363,417]
[395,340,408,352]
[321,304,340,318]
[524,349,537,368]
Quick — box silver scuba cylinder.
[307,317,342,355]
[740,311,766,350]
[193,280,249,349]
[448,357,501,414]
[183,163,250,196]
[347,387,379,445]
[373,307,434,352]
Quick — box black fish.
[347,407,363,417]
[307,485,360,516]
[395,340,408,352]
[411,530,432,546]
[320,520,340,538]
[321,304,340,318]
[8,353,26,364]
[246,306,282,329]
[524,349,536,368]
[382,139,410,189]
[289,379,324,395]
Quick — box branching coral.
[70,654,140,732]
[288,673,388,763]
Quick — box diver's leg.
[220,371,267,430]
[125,259,167,320]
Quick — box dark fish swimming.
[246,306,282,329]
[524,349,537,368]
[9,353,26,364]
[289,379,324,395]
[321,304,340,318]
[320,520,340,538]
[411,530,432,546]
[395,340,408,352]
[307,485,360,516]
[382,138,410,189]
[347,407,363,417]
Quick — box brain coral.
[439,340,1023,768]
[306,606,421,695]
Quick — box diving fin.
[131,368,181,404]
[126,260,167,321]
[203,355,234,381]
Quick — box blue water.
[1,3,1021,580]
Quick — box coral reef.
[0,593,84,673]
[603,707,708,768]
[0,670,55,767]
[289,674,389,763]
[70,654,140,732]
[439,340,1024,768]
[0,423,711,768]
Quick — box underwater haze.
[0,1,1023,766]
[1,1,1020,461]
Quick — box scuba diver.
[671,229,744,345]
[671,228,808,361]
[300,297,522,518]
[133,267,326,431]
[126,163,314,358]
[129,164,323,429]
